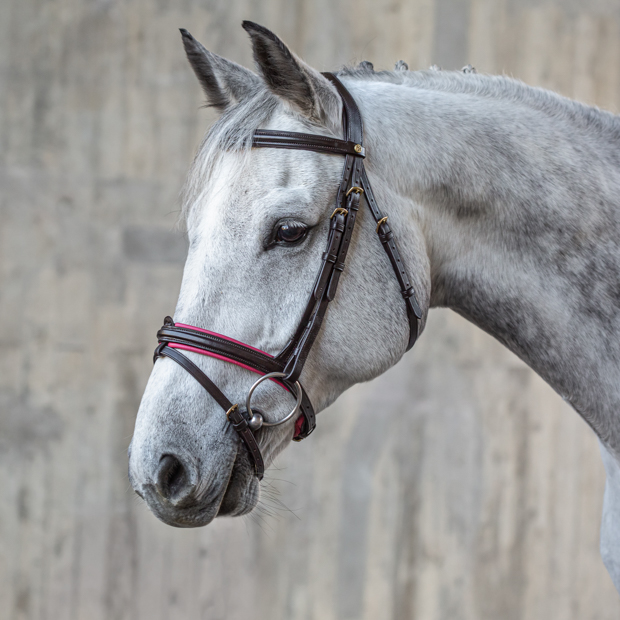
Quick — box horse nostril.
[155,455,190,502]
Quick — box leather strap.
[155,344,265,479]
[225,404,266,478]
[265,73,421,369]
[157,325,284,374]
[253,130,365,158]
[272,73,367,382]
[156,323,316,439]
[360,167,422,349]
[155,344,232,410]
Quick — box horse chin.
[217,449,260,517]
[141,484,221,528]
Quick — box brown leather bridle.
[154,73,422,479]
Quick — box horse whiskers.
[245,504,277,535]
[261,475,297,486]
[257,490,301,519]
[242,512,271,536]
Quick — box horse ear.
[241,21,341,128]
[180,29,260,110]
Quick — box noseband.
[154,73,422,479]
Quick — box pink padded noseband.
[166,323,304,437]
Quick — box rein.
[154,73,422,479]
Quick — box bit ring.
[245,372,303,431]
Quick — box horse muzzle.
[129,438,258,527]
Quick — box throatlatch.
[154,73,422,480]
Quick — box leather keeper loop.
[402,287,415,299]
[322,251,338,264]
[347,192,361,212]
[331,216,345,233]
[378,230,394,243]
[230,414,249,433]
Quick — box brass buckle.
[346,186,364,197]
[331,207,348,219]
[376,216,388,233]
[226,403,239,420]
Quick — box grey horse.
[128,22,620,593]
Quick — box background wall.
[1,0,620,618]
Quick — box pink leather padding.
[175,323,273,357]
[166,323,306,437]
[167,343,289,392]
[294,415,305,437]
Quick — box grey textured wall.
[2,0,620,618]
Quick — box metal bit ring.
[245,372,302,431]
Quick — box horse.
[128,21,620,592]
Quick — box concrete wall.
[1,0,620,618]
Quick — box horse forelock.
[180,89,279,220]
[180,83,333,222]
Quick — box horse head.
[128,22,430,527]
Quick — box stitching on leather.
[171,342,281,377]
[253,138,363,156]
[162,327,271,359]
[160,333,280,370]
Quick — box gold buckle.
[354,144,363,153]
[331,207,348,219]
[376,216,388,232]
[346,186,364,197]
[226,403,239,419]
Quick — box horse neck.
[347,73,620,456]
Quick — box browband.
[253,130,366,158]
[154,72,422,479]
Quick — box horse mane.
[182,65,620,218]
[339,65,620,142]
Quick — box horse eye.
[275,220,308,244]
